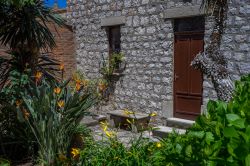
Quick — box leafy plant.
[75,74,250,166]
[0,158,10,166]
[99,53,126,80]
[19,79,97,165]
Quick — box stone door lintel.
[101,16,125,27]
[164,5,205,19]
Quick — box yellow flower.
[58,154,67,161]
[54,87,61,94]
[59,64,65,71]
[35,71,42,81]
[71,148,80,158]
[100,121,108,131]
[126,118,134,124]
[105,131,116,138]
[57,100,65,108]
[156,142,162,148]
[16,100,22,107]
[123,109,134,115]
[149,112,157,117]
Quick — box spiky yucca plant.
[0,0,66,87]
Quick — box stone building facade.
[67,0,250,120]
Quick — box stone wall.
[67,0,250,117]
[48,21,76,79]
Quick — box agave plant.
[18,79,97,165]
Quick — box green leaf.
[231,119,245,129]
[205,132,214,145]
[224,127,239,138]
[245,154,250,166]
[185,145,192,157]
[226,114,240,122]
[188,131,205,139]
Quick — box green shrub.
[75,74,250,166]
[20,79,97,165]
[79,136,155,166]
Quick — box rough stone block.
[152,126,186,138]
[166,118,195,129]
[108,110,151,132]
[101,16,125,27]
[164,5,205,19]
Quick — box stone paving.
[89,124,159,147]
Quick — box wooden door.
[174,32,203,120]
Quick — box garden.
[1,0,250,166]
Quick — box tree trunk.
[191,1,234,102]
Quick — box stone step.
[80,115,108,127]
[92,114,107,122]
[152,126,186,138]
[80,116,99,127]
[166,118,195,129]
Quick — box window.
[183,0,192,3]
[107,26,121,54]
[174,16,205,32]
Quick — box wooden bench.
[108,110,151,133]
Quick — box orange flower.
[35,71,42,81]
[22,109,30,120]
[75,79,81,84]
[54,87,61,94]
[75,82,81,91]
[98,82,106,91]
[57,100,65,108]
[16,100,22,107]
[59,64,64,71]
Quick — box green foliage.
[0,0,65,50]
[79,136,154,166]
[99,53,126,81]
[75,74,250,166]
[0,51,61,86]
[20,79,97,165]
[0,158,10,166]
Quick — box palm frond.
[0,0,66,50]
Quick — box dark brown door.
[174,32,203,120]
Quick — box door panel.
[174,38,189,95]
[174,33,203,120]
